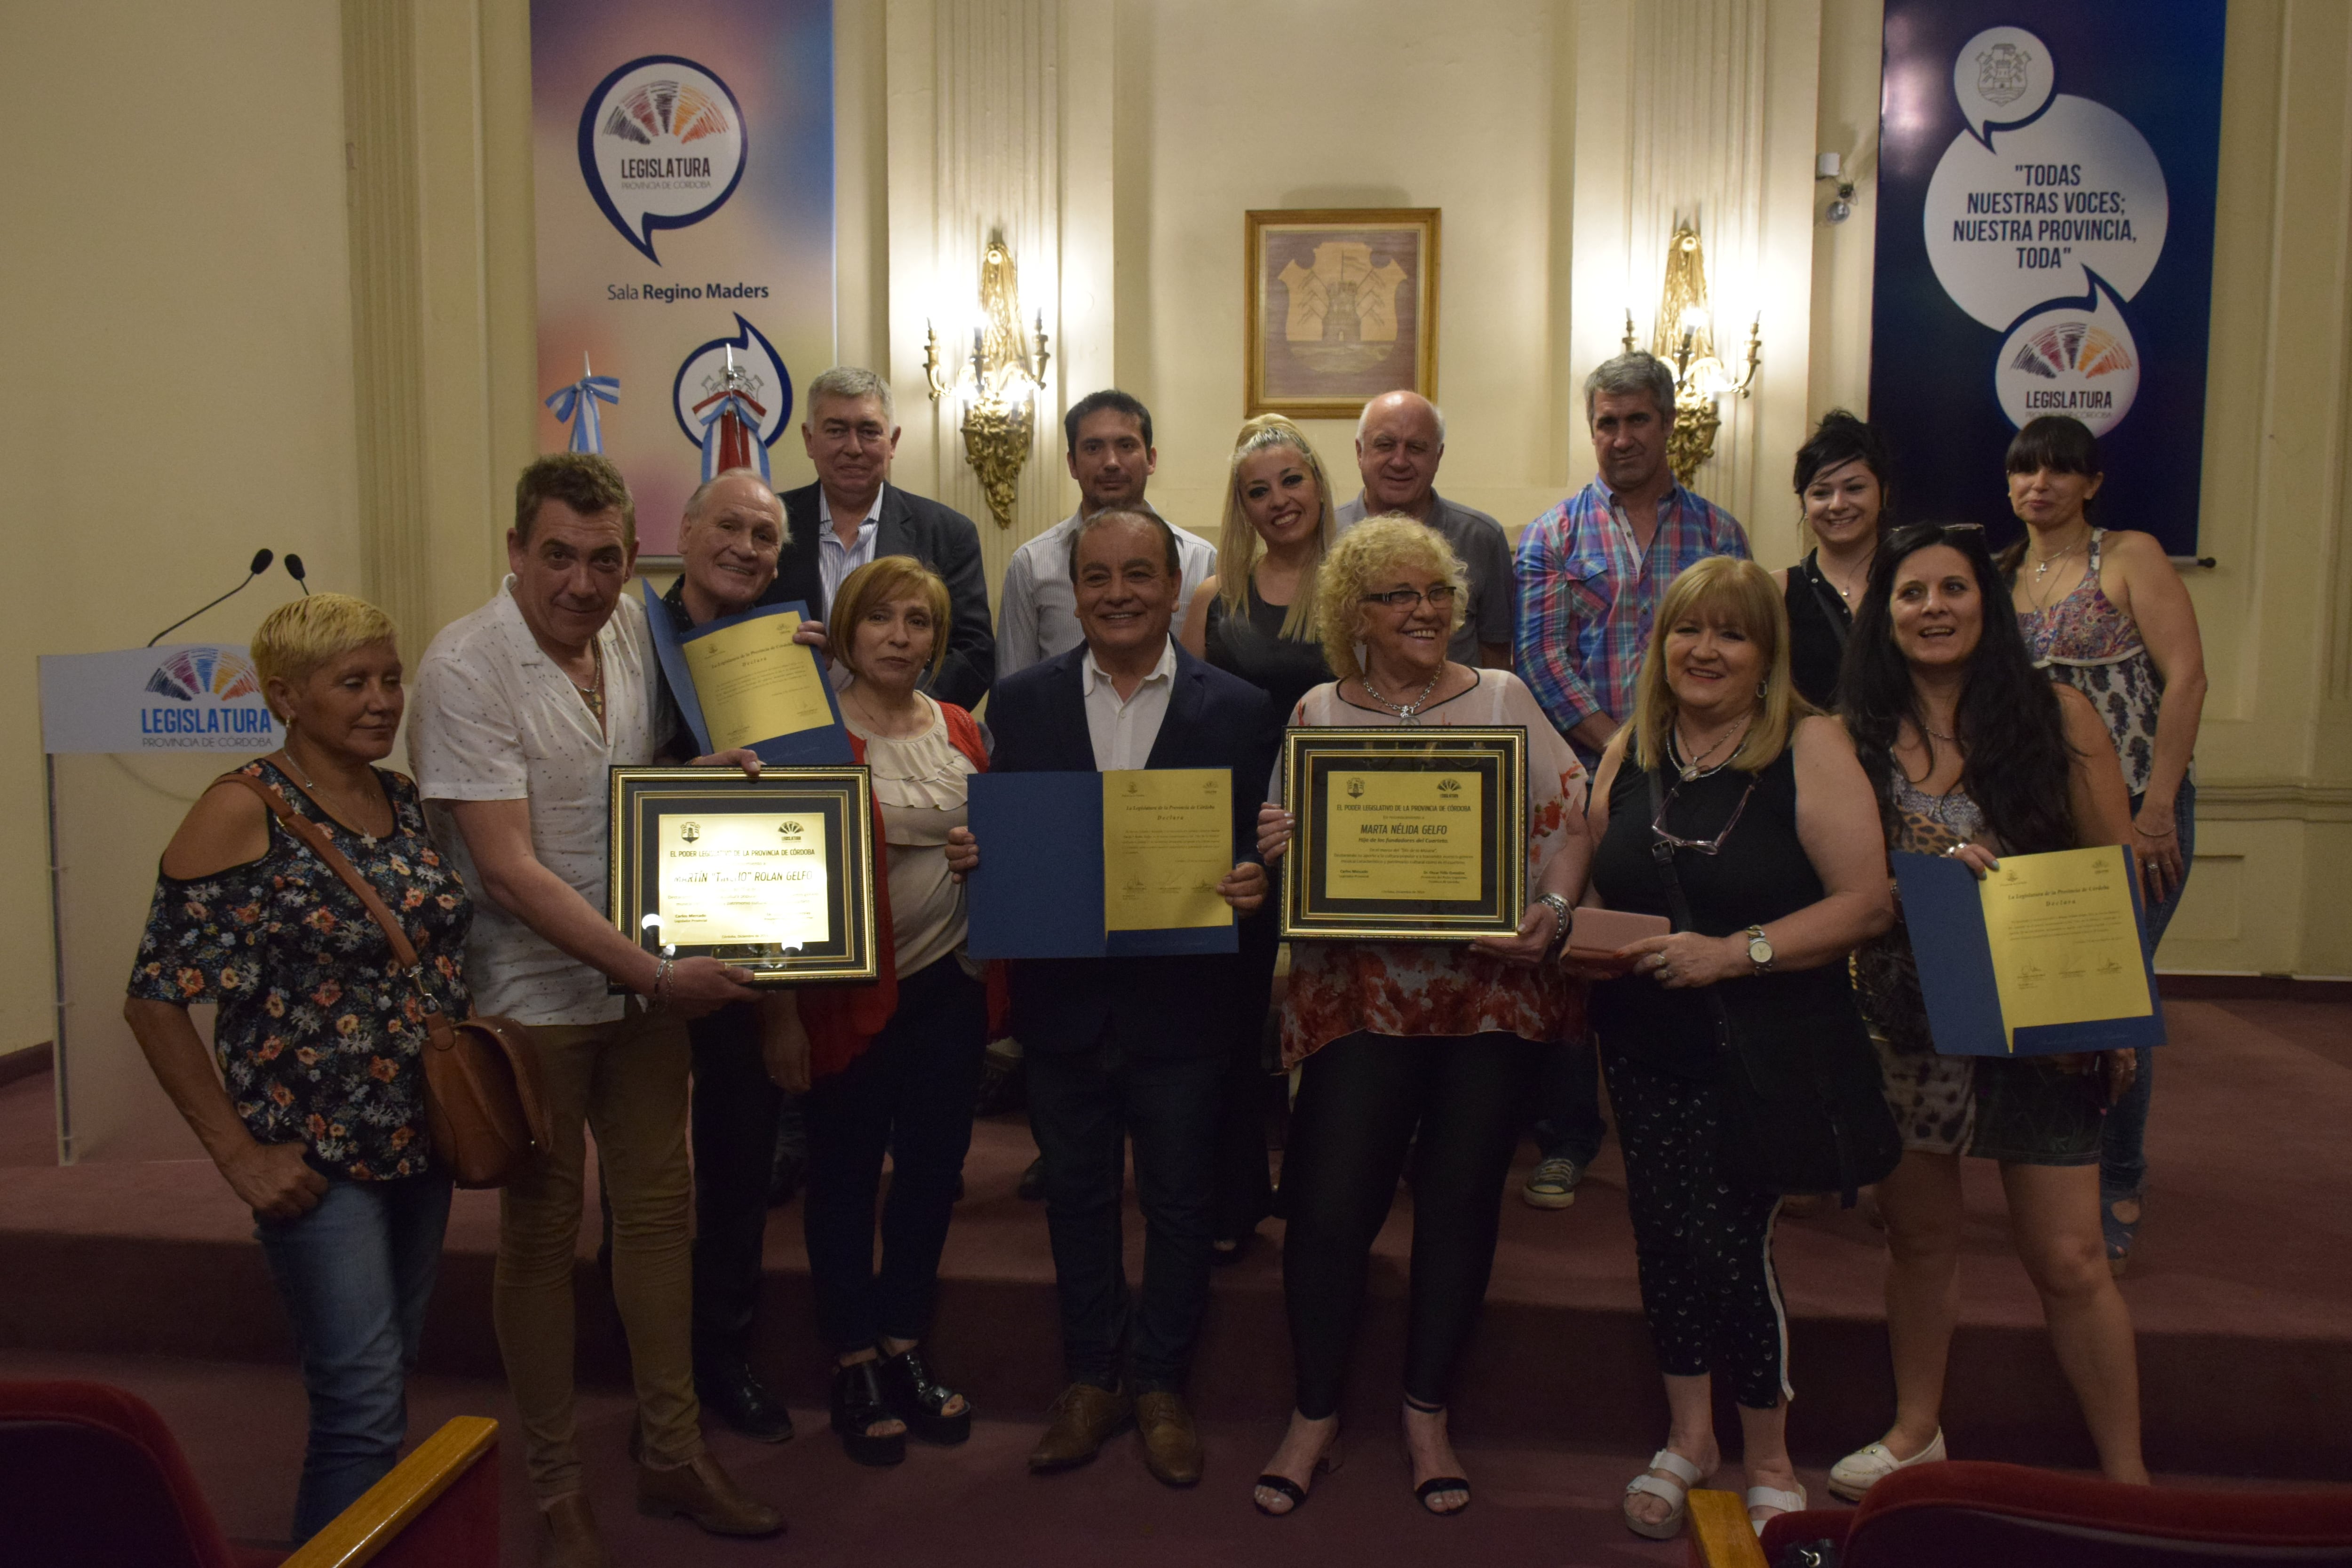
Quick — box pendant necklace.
[1360,666,1444,725]
[278,749,378,847]
[1670,718,1748,781]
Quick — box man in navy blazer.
[768,366,995,709]
[950,506,1276,1488]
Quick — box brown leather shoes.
[1136,1391,1204,1487]
[636,1450,787,1538]
[1027,1381,1132,1472]
[536,1492,609,1568]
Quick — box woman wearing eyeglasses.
[1569,557,1894,1540]
[1248,515,1589,1519]
[1830,522,2145,1499]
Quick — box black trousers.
[1603,1048,1788,1410]
[799,956,989,1352]
[688,1000,783,1368]
[1026,1032,1223,1394]
[1281,1030,1542,1419]
[1213,906,1280,1240]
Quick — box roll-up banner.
[531,0,834,558]
[1870,1,2226,556]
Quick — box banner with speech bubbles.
[1869,0,2224,556]
[532,0,832,558]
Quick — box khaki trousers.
[493,1002,700,1498]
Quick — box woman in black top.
[1773,411,1895,708]
[1180,414,1338,1258]
[1567,557,1892,1541]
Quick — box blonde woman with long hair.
[1178,414,1339,1261]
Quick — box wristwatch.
[1745,924,1775,973]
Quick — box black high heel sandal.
[830,1359,908,1467]
[1403,1395,1470,1516]
[874,1343,972,1446]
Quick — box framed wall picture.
[1245,208,1439,419]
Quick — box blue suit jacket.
[988,640,1278,1059]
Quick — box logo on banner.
[578,55,747,264]
[139,647,276,746]
[1994,282,2141,436]
[672,314,793,453]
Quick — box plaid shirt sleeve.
[1512,499,1607,734]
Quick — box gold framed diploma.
[1280,726,1526,942]
[609,766,879,985]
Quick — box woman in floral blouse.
[125,594,471,1544]
[1250,516,1592,1519]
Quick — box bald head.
[678,469,785,624]
[1355,391,1447,519]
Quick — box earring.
[1758,680,1769,699]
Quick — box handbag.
[1645,769,1899,1204]
[214,766,551,1189]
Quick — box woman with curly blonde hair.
[1249,516,1592,1519]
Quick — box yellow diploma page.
[1979,845,2151,1049]
[681,612,835,753]
[1102,768,1232,931]
[1323,769,1483,900]
[657,813,829,948]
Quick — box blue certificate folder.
[1892,850,2166,1058]
[640,582,852,766]
[965,771,1240,960]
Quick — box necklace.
[276,748,381,846]
[1670,716,1749,781]
[2026,529,2091,613]
[1359,665,1445,724]
[568,641,605,726]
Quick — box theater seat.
[0,1379,498,1568]
[1685,1462,2352,1568]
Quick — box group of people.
[122,348,2205,1560]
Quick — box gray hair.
[1355,390,1447,446]
[1066,505,1181,583]
[1582,351,1677,424]
[681,467,780,528]
[805,365,896,426]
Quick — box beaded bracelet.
[650,956,675,1010]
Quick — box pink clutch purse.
[1567,906,1671,962]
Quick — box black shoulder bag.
[1646,770,1900,1205]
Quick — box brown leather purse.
[214,766,551,1189]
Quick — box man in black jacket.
[773,366,994,708]
[950,507,1277,1488]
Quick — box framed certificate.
[1280,727,1526,942]
[609,766,879,985]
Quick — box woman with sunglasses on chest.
[1829,523,2146,1500]
[1574,557,1894,1542]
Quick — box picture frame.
[609,765,879,985]
[1279,726,1525,943]
[1245,208,1440,419]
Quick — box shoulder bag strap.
[212,764,431,985]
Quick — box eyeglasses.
[1360,585,1459,612]
[1649,777,1758,857]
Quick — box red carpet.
[1,997,2345,1485]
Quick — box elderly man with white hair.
[1335,389,1516,669]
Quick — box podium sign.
[40,644,284,754]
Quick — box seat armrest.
[278,1417,498,1568]
[1686,1488,1771,1568]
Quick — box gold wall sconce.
[1622,224,1761,485]
[924,237,1050,529]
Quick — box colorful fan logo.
[578,55,747,264]
[2008,322,2135,380]
[1993,282,2142,436]
[145,647,262,702]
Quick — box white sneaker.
[1827,1428,1947,1502]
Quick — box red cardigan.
[797,701,1005,1079]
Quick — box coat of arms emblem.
[1976,41,2033,107]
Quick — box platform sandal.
[829,1358,907,1467]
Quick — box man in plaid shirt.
[1509,351,1750,1210]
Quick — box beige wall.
[3,0,2347,1092]
[0,1,365,1066]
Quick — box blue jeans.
[254,1170,452,1542]
[2103,779,2196,1199]
[1530,1031,1607,1166]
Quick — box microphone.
[147,549,275,647]
[284,554,310,595]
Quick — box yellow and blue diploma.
[640,583,851,765]
[1892,844,2165,1057]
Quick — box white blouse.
[844,693,978,977]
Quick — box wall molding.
[2193,779,2352,821]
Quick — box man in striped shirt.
[1509,351,1750,1211]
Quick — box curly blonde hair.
[251,593,398,720]
[1627,556,1814,775]
[1314,514,1467,682]
[1215,414,1336,640]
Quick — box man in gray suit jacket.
[773,367,996,708]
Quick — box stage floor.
[2,997,2346,1478]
